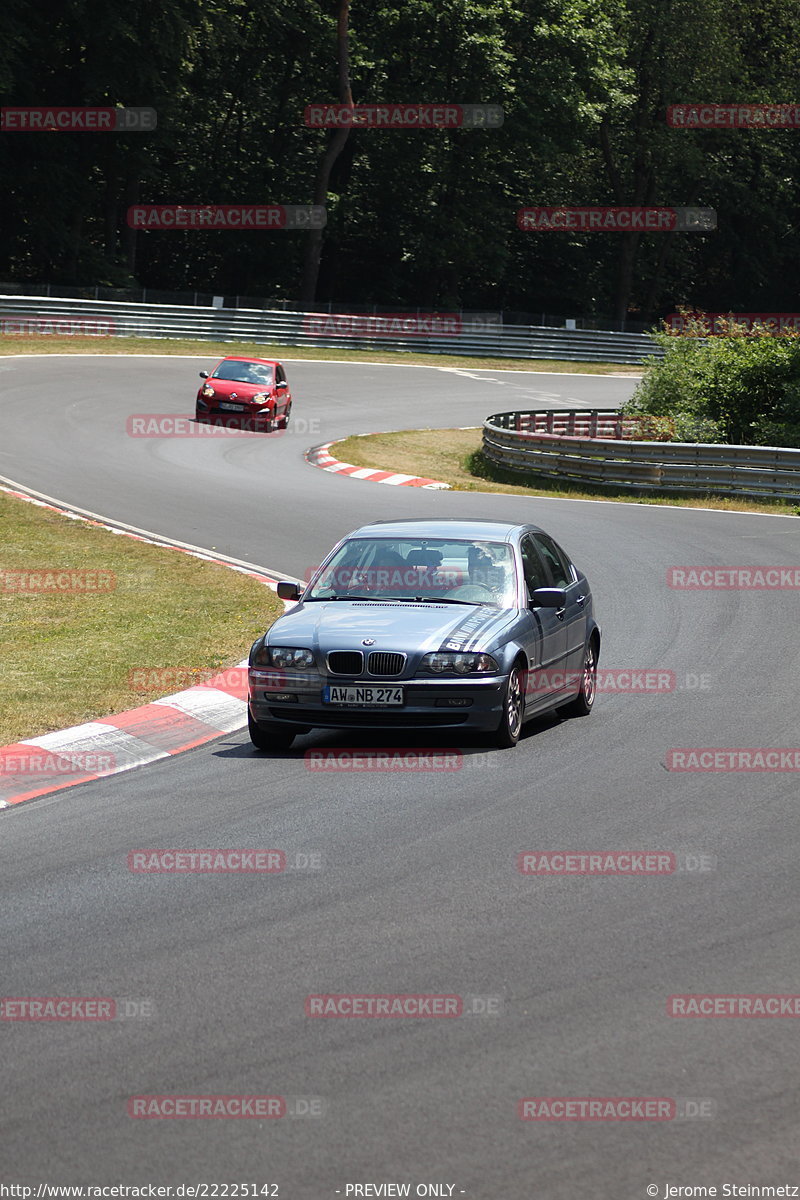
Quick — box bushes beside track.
[623,317,800,446]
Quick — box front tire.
[277,402,291,430]
[558,639,598,717]
[493,664,525,748]
[248,710,295,751]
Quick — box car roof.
[216,355,280,367]
[349,518,543,542]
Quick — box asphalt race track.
[2,355,800,1198]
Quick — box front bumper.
[196,400,272,426]
[248,669,506,731]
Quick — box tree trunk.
[123,176,141,277]
[600,93,657,329]
[641,231,674,322]
[614,233,640,329]
[299,0,352,310]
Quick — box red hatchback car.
[196,356,292,431]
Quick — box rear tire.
[558,638,598,717]
[248,710,295,751]
[493,664,525,748]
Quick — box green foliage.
[624,321,800,445]
[624,414,676,441]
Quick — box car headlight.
[421,652,498,674]
[251,642,270,666]
[202,385,215,397]
[269,646,315,669]
[251,392,269,404]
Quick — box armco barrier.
[483,410,800,501]
[0,295,661,365]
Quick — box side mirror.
[199,370,209,378]
[277,580,302,601]
[530,587,566,608]
[276,380,288,389]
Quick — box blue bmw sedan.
[248,518,600,750]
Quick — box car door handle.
[556,607,565,621]
[576,594,586,607]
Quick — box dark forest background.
[1,0,798,324]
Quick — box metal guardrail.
[483,410,800,501]
[0,295,661,364]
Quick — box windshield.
[306,537,518,607]
[211,360,274,385]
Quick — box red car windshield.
[211,361,274,385]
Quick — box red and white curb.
[305,440,450,489]
[0,480,296,809]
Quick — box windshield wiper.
[305,594,381,601]
[306,595,488,606]
[384,596,483,605]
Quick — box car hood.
[207,378,268,399]
[267,600,516,656]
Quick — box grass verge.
[0,490,283,744]
[0,334,643,375]
[333,429,800,517]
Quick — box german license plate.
[219,402,245,411]
[323,685,404,706]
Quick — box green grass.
[0,334,644,375]
[0,491,284,744]
[333,428,800,516]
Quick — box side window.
[520,536,550,598]
[276,364,286,385]
[533,534,573,588]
